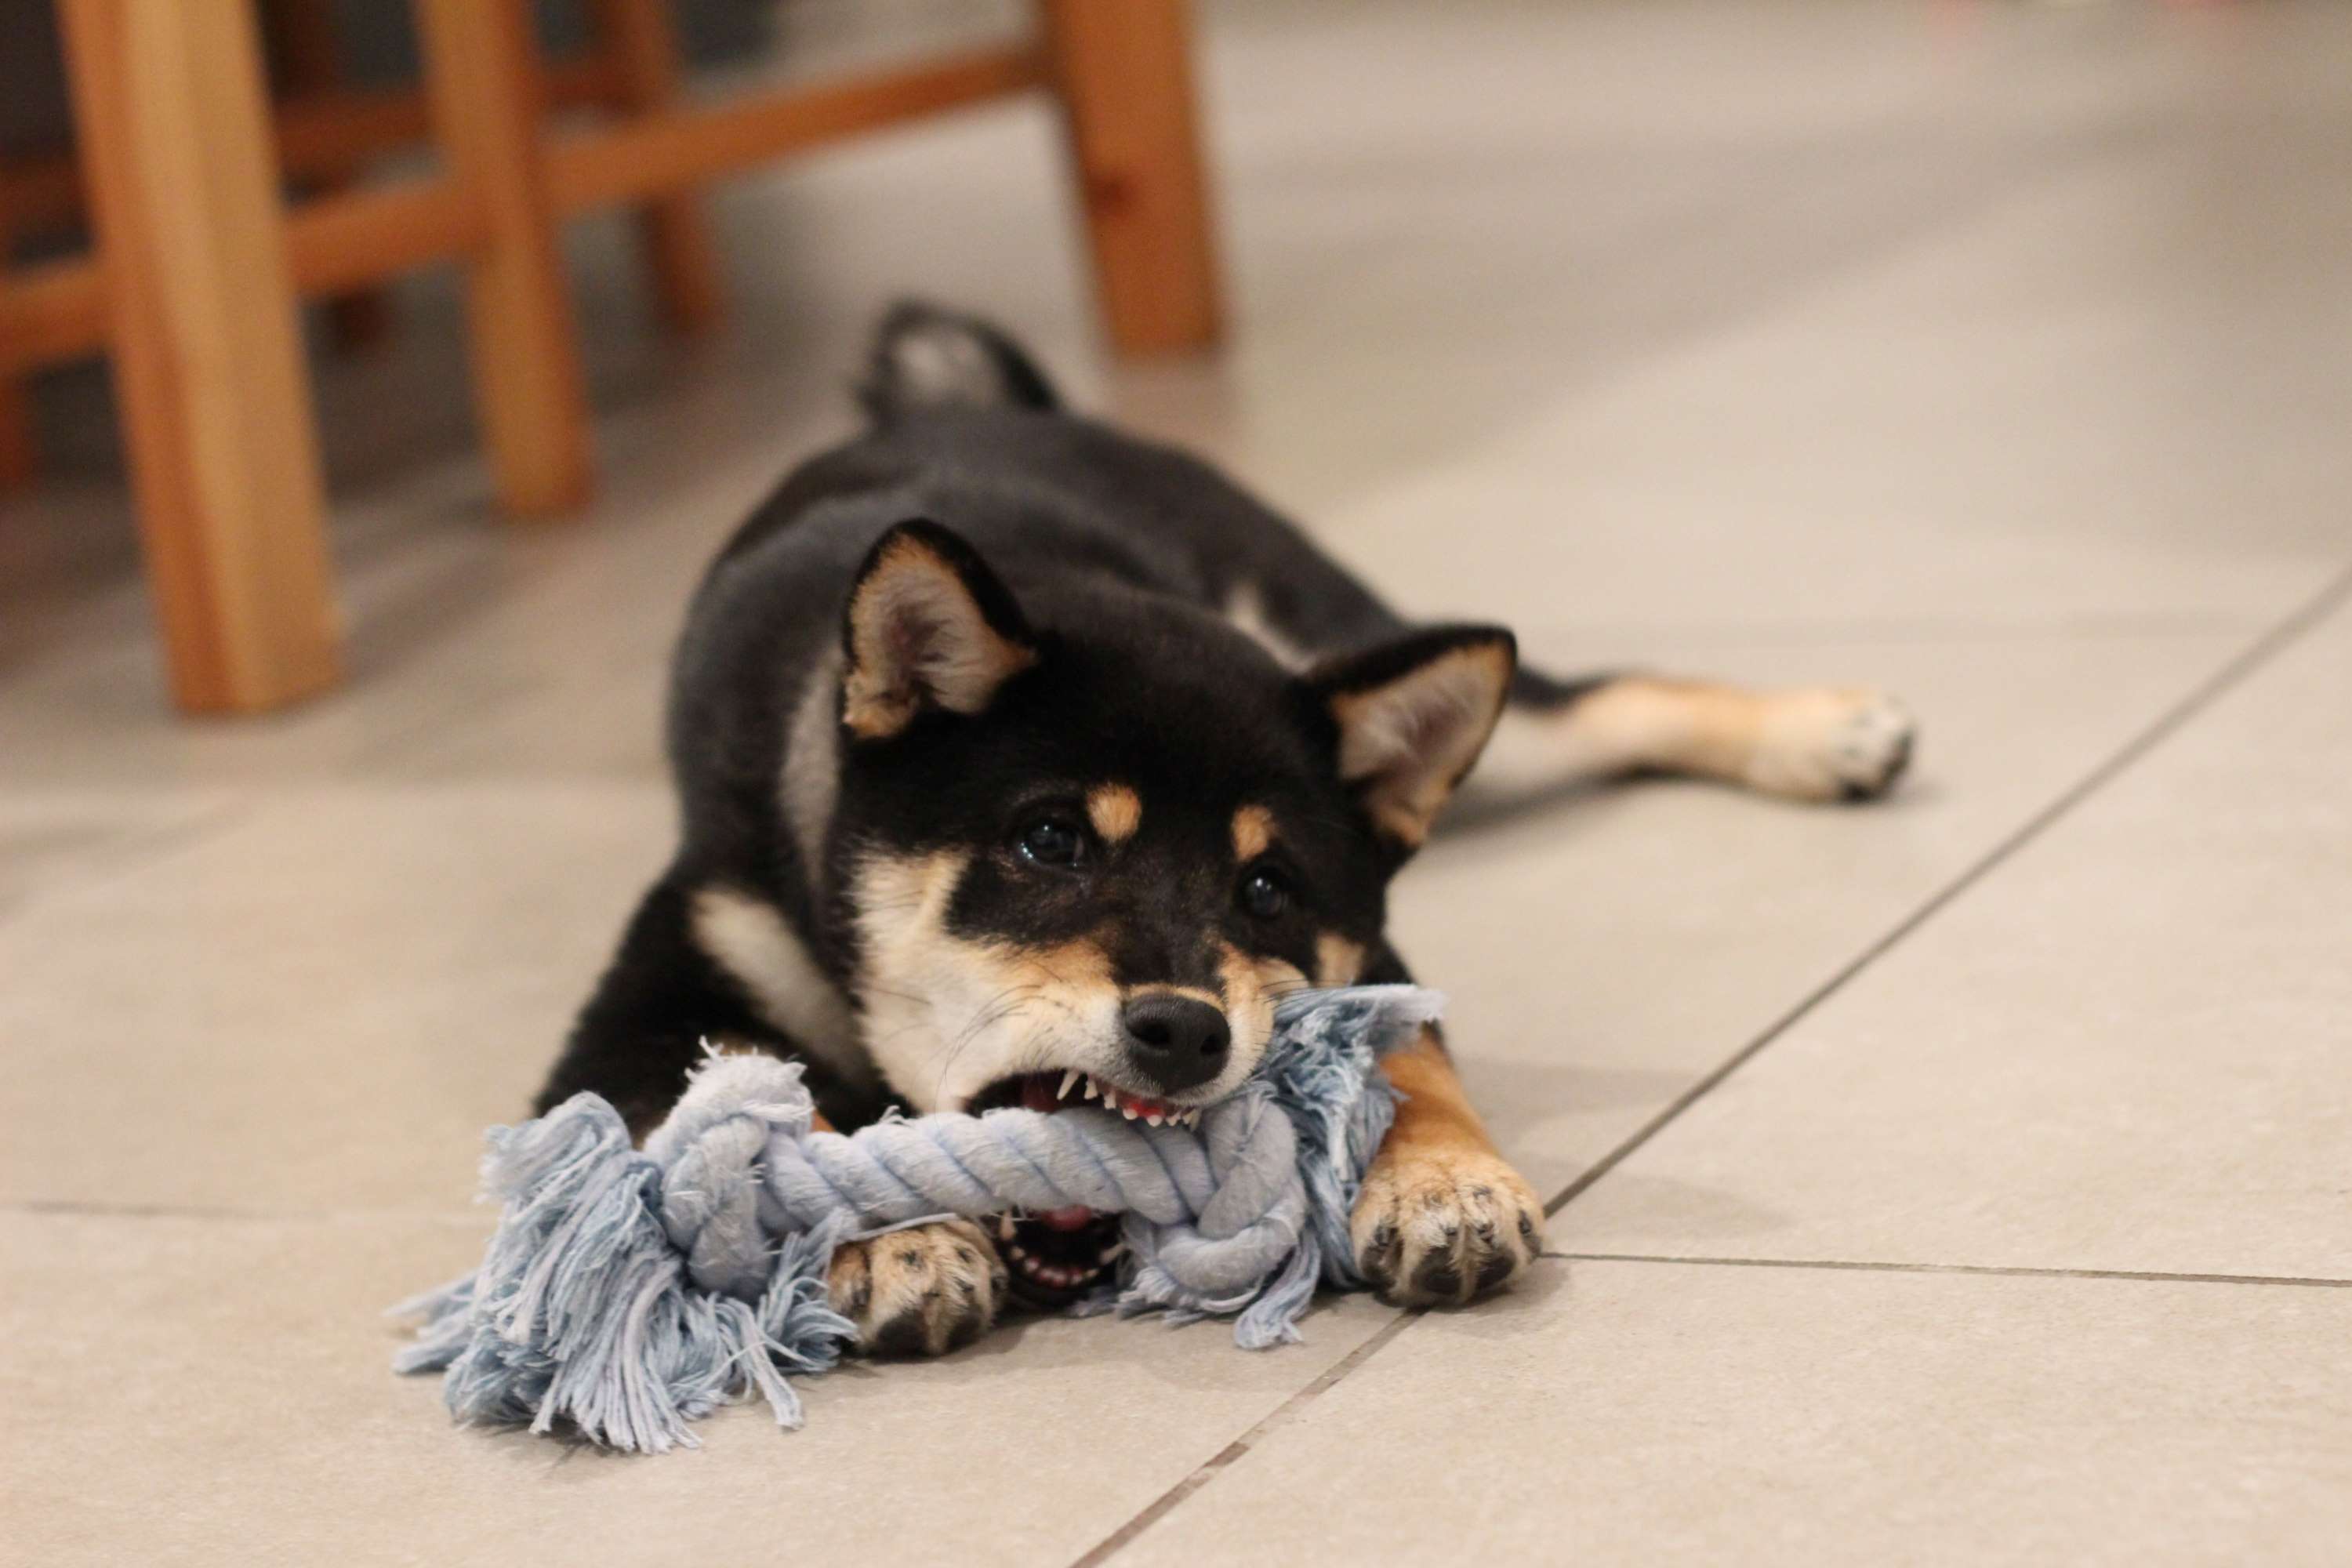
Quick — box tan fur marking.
[1570,677,1766,781]
[1474,677,1913,802]
[1230,804,1275,863]
[1215,945,1287,1064]
[1315,933,1367,987]
[1030,935,1120,993]
[841,534,1035,739]
[1377,1029,1493,1155]
[1329,640,1514,846]
[827,1216,1004,1354]
[854,846,1134,1108]
[689,885,867,1089]
[1354,1025,1545,1305]
[1088,784,1143,844]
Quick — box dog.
[535,304,1916,1356]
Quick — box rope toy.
[394,985,1440,1451]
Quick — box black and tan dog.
[537,305,1915,1355]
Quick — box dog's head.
[829,520,1514,1120]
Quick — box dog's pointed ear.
[1308,626,1517,850]
[840,519,1038,739]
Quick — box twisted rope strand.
[395,985,1441,1450]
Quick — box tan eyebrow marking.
[1087,784,1142,844]
[1231,804,1276,862]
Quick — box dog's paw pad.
[1351,1149,1544,1307]
[827,1218,1007,1356]
[1748,688,1916,802]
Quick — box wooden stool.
[0,0,1221,714]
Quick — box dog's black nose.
[1119,995,1231,1093]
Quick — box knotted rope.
[394,985,1439,1451]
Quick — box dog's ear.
[1308,626,1517,849]
[840,519,1038,739]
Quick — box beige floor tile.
[0,789,234,922]
[0,1209,1393,1568]
[1203,2,2352,631]
[1396,626,2243,1200]
[1109,1258,2352,1568]
[1561,596,2352,1279]
[0,785,672,1214]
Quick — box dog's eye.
[1239,865,1290,920]
[1014,813,1089,869]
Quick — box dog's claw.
[827,1218,1007,1356]
[1351,1147,1543,1307]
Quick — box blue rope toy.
[395,985,1441,1451]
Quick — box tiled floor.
[5,2,2350,1563]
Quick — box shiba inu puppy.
[537,305,1915,1355]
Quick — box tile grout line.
[1545,555,2352,1218]
[1558,1252,2352,1290]
[1067,1312,1424,1568]
[1068,556,2352,1568]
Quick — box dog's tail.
[858,301,1062,423]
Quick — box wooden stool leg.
[0,204,34,490]
[57,0,342,713]
[262,0,394,351]
[416,0,593,515]
[1036,0,1221,357]
[590,0,724,335]
[0,378,34,490]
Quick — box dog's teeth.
[1145,1111,1163,1127]
[996,1214,1014,1240]
[1098,1241,1127,1264]
[1009,1244,1026,1260]
[1084,1076,1102,1101]
[1057,1069,1080,1102]
[1120,1102,1139,1120]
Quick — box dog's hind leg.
[1474,670,1917,803]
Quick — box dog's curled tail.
[858,300,1062,423]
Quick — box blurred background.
[6,4,2352,1561]
[3,0,2345,735]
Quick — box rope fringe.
[394,985,1437,1450]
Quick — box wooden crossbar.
[0,45,1045,377]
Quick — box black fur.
[538,305,1577,1129]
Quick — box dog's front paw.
[827,1218,1007,1356]
[1352,1145,1544,1307]
[1746,688,1916,802]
